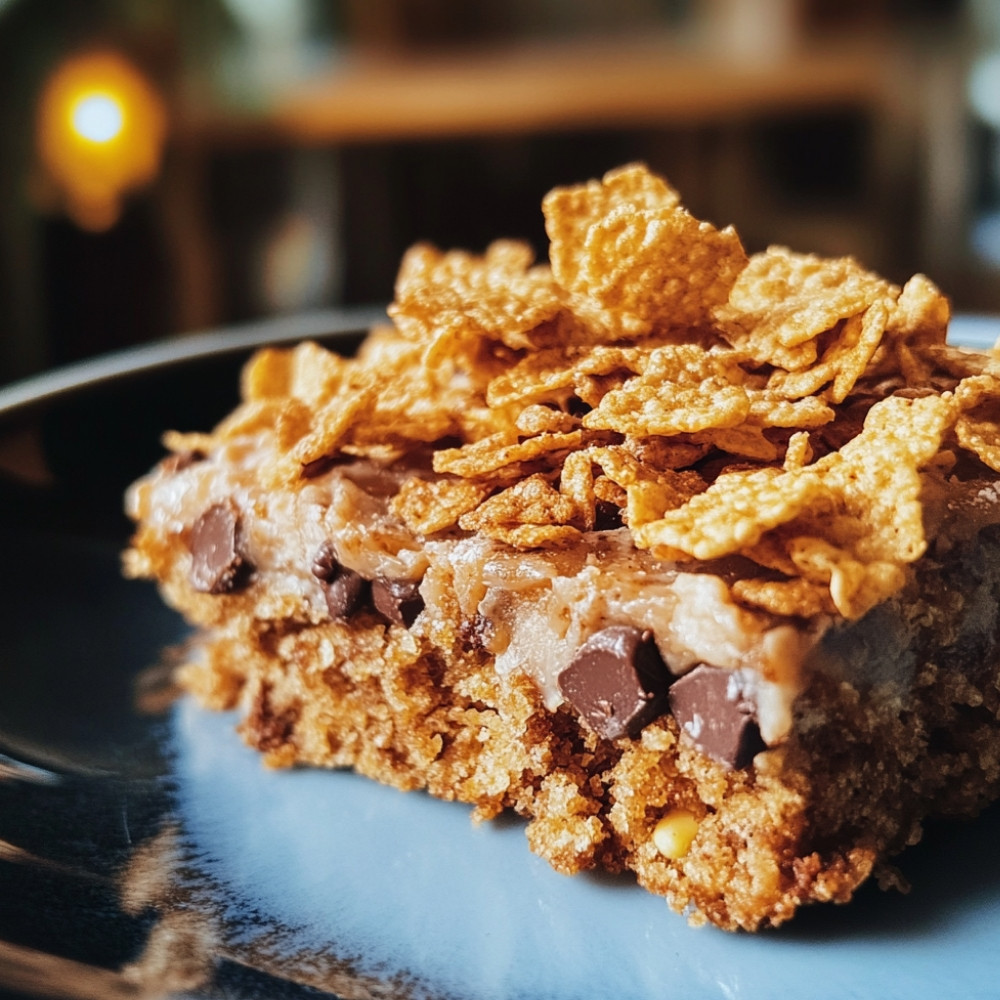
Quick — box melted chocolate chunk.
[310,540,339,581]
[459,613,495,653]
[593,500,624,531]
[188,502,253,594]
[310,541,368,619]
[558,626,671,741]
[372,577,424,628]
[246,683,299,753]
[668,664,766,770]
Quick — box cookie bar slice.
[125,165,1000,930]
[124,419,1000,930]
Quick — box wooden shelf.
[162,28,954,332]
[179,33,901,147]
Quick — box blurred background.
[1,0,998,385]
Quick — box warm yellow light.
[36,52,167,231]
[70,92,126,144]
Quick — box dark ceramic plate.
[1,312,1000,1000]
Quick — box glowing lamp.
[36,51,167,231]
[72,93,126,143]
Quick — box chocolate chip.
[310,541,368,619]
[188,502,253,594]
[668,664,766,770]
[310,540,339,581]
[459,613,495,653]
[324,572,368,619]
[558,626,671,741]
[372,577,424,628]
[593,500,624,531]
[246,683,299,753]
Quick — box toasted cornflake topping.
[180,163,1000,620]
[389,240,572,356]
[390,477,491,536]
[717,246,894,369]
[543,163,748,338]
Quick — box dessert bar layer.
[126,444,1000,930]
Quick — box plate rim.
[2,309,995,424]
[0,304,387,421]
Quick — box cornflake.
[717,246,893,369]
[543,163,748,338]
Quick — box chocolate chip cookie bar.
[125,165,1000,930]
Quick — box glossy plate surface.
[1,312,999,1000]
